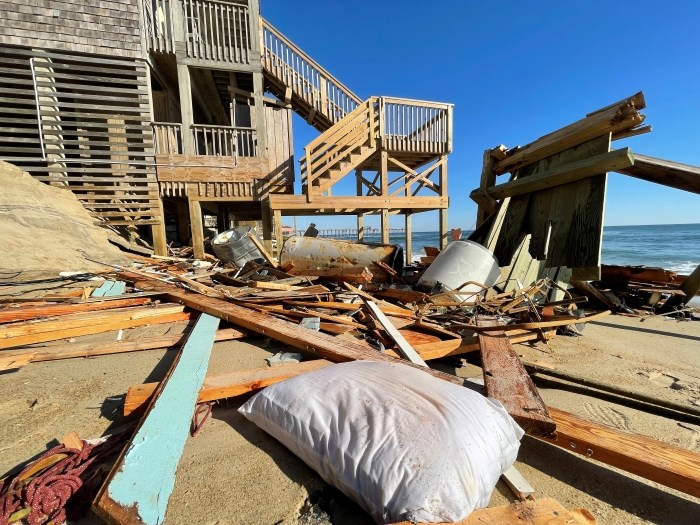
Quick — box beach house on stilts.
[0,0,453,263]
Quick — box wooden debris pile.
[571,264,700,316]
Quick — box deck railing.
[143,0,176,54]
[142,0,251,64]
[381,97,453,155]
[183,0,251,64]
[261,19,362,125]
[152,122,183,155]
[153,123,256,158]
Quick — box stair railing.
[301,98,379,200]
[261,18,362,125]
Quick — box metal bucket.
[211,226,265,267]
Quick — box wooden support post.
[261,199,274,255]
[150,212,168,256]
[381,209,390,244]
[216,204,229,232]
[273,209,283,251]
[252,72,267,156]
[439,155,449,248]
[177,63,194,155]
[94,314,220,525]
[405,212,413,265]
[357,213,364,242]
[188,198,205,260]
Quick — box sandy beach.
[1,310,699,524]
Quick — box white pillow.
[239,360,523,523]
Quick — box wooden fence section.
[0,47,162,227]
[260,18,361,130]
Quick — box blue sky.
[261,0,700,231]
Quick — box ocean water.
[326,223,700,274]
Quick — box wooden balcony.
[142,0,257,67]
[152,122,290,199]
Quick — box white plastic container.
[418,240,501,299]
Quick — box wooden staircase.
[260,18,453,202]
[300,98,381,199]
[261,18,361,132]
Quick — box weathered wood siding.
[0,46,162,227]
[0,0,142,58]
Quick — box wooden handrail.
[302,99,377,195]
[261,18,361,126]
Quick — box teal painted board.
[105,281,127,296]
[93,280,127,297]
[93,313,220,525]
[92,280,115,297]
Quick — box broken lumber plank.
[0,296,153,323]
[284,300,416,318]
[616,153,700,195]
[459,309,610,332]
[0,328,245,367]
[476,148,634,200]
[93,313,220,525]
[390,497,595,525]
[363,300,428,367]
[342,282,412,311]
[291,266,374,283]
[123,359,333,416]
[494,92,646,174]
[544,406,700,499]
[501,465,535,500]
[246,231,279,268]
[248,280,304,291]
[0,306,192,349]
[478,323,555,437]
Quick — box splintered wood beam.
[390,498,596,525]
[474,148,634,201]
[363,300,428,366]
[123,359,333,416]
[478,325,556,437]
[617,153,700,195]
[544,407,700,499]
[494,92,646,175]
[246,231,279,268]
[0,296,154,323]
[0,328,246,369]
[0,306,193,349]
[94,314,220,525]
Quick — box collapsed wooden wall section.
[0,46,163,229]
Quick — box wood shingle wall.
[0,0,142,58]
